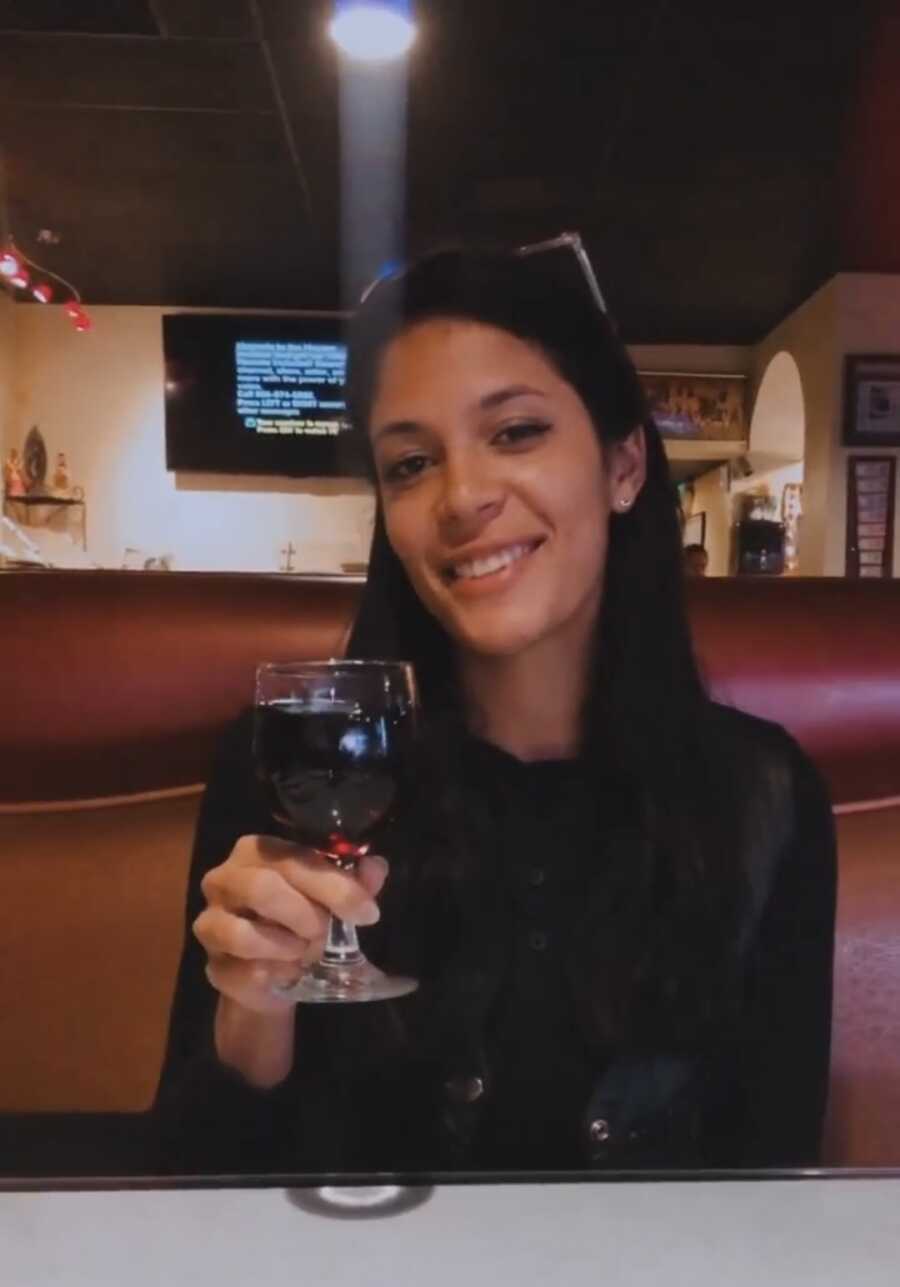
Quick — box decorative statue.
[3,448,26,498]
[52,452,72,497]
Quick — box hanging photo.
[842,355,900,447]
[639,372,747,441]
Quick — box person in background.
[155,236,836,1176]
[684,543,709,577]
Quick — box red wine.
[253,699,413,855]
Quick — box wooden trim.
[0,783,205,817]
[833,795,900,817]
[2,784,896,820]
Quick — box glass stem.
[322,915,363,968]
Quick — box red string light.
[1,238,91,331]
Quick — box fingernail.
[353,900,381,927]
[366,854,389,877]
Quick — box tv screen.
[162,312,363,477]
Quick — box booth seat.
[0,571,898,1171]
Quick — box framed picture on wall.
[683,511,707,548]
[845,456,896,578]
[842,354,900,446]
[638,372,747,441]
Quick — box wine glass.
[253,659,419,1004]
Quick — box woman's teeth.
[450,542,536,581]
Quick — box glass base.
[276,958,418,1004]
[286,1185,435,1220]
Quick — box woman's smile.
[369,318,620,658]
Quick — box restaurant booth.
[0,570,898,1175]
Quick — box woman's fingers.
[267,851,382,926]
[205,863,331,942]
[204,836,383,926]
[204,954,306,1012]
[358,853,390,900]
[195,837,392,1013]
[194,904,310,962]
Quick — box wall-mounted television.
[163,312,364,477]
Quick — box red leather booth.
[1,570,898,1171]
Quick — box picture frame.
[842,354,900,447]
[845,456,896,579]
[683,511,707,548]
[639,372,747,441]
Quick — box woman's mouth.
[441,538,546,592]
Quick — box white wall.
[7,305,375,572]
[5,308,750,572]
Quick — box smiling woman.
[155,237,836,1176]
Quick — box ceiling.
[0,0,889,343]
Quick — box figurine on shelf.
[3,447,26,498]
[51,451,72,498]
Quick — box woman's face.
[368,318,644,658]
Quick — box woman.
[155,236,836,1175]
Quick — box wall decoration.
[683,511,706,548]
[639,372,746,440]
[3,448,26,498]
[0,237,92,331]
[845,456,896,578]
[781,482,803,573]
[842,354,900,447]
[23,427,49,495]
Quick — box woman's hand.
[192,835,388,1088]
[194,834,389,1015]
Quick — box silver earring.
[618,496,632,511]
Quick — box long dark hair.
[343,244,749,1052]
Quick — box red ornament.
[32,281,54,304]
[9,267,30,289]
[73,310,93,332]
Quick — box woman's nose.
[434,454,504,533]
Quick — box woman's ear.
[606,425,647,512]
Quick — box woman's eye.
[493,420,552,447]
[382,453,431,485]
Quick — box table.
[1,1179,897,1286]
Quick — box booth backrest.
[1,571,898,1166]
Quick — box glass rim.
[255,658,415,674]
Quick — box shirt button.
[588,1118,611,1144]
[528,930,548,952]
[528,867,546,887]
[444,1076,485,1105]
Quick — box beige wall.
[827,275,900,577]
[688,465,730,575]
[6,305,375,571]
[752,279,838,576]
[5,306,750,571]
[752,272,900,578]
[630,343,749,375]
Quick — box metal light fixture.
[329,1,416,61]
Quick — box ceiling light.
[329,2,416,61]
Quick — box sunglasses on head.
[359,229,610,318]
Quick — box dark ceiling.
[0,0,889,342]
